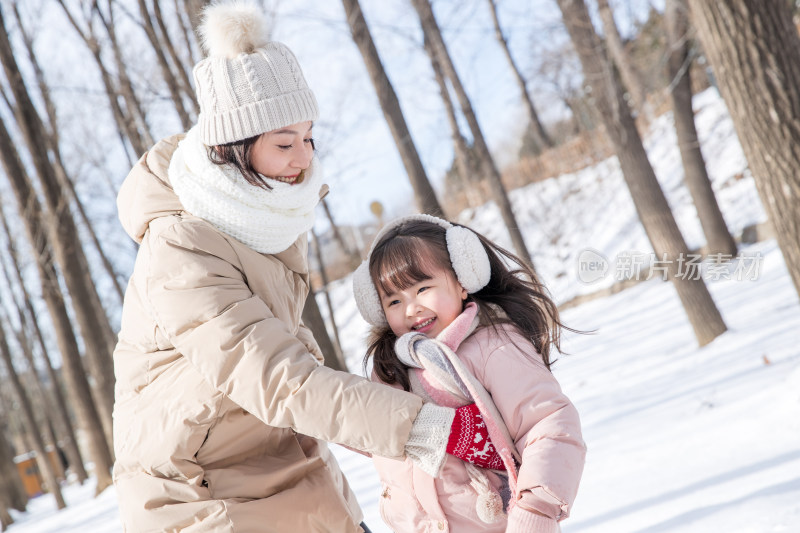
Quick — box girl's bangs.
[373,238,444,296]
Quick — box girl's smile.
[412,317,436,333]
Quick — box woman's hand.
[405,402,505,476]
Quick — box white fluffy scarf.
[168,125,323,254]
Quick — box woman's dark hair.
[363,219,576,392]
[208,134,272,189]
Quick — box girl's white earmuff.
[352,214,491,327]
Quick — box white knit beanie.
[193,1,319,146]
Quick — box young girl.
[112,4,499,532]
[353,214,586,532]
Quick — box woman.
[111,3,496,532]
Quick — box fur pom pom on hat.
[199,2,269,58]
[193,1,319,145]
[353,214,491,327]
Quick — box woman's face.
[250,121,314,185]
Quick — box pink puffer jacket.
[372,322,586,533]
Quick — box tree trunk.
[687,0,800,299]
[174,0,201,66]
[0,491,12,530]
[12,6,127,304]
[0,206,89,484]
[302,290,347,372]
[665,0,736,257]
[96,0,156,149]
[0,118,113,494]
[596,0,652,122]
[411,0,536,270]
[0,497,10,530]
[0,325,65,510]
[557,0,727,346]
[55,157,126,304]
[135,0,193,130]
[0,10,117,443]
[310,228,346,367]
[150,0,198,115]
[184,0,212,37]
[422,32,483,208]
[320,199,361,268]
[486,0,552,151]
[0,426,26,517]
[0,304,66,483]
[341,0,446,218]
[55,0,147,158]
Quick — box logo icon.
[577,248,609,284]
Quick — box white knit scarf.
[168,125,323,254]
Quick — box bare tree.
[0,425,24,529]
[54,0,150,158]
[0,323,65,510]
[422,32,483,208]
[536,40,598,134]
[411,0,535,269]
[341,0,446,218]
[0,488,12,530]
[665,0,736,257]
[0,117,113,494]
[0,496,10,530]
[486,0,553,151]
[148,0,198,114]
[183,0,212,36]
[93,0,156,147]
[687,0,800,298]
[174,0,201,66]
[320,199,361,268]
[131,0,194,129]
[556,0,727,346]
[13,3,127,303]
[310,228,346,367]
[0,303,66,483]
[596,0,652,122]
[0,206,88,484]
[0,405,26,514]
[302,290,347,372]
[0,8,117,439]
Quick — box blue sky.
[268,0,581,226]
[263,0,662,227]
[7,0,658,234]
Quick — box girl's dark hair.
[364,219,575,391]
[208,134,272,189]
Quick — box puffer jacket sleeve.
[296,321,325,365]
[472,329,586,522]
[143,219,422,459]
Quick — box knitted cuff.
[506,506,561,533]
[405,403,455,477]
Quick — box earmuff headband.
[352,214,491,327]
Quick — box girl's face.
[378,266,467,338]
[250,121,314,184]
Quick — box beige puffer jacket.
[112,135,423,532]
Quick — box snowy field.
[8,89,800,531]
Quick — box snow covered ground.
[8,89,800,531]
